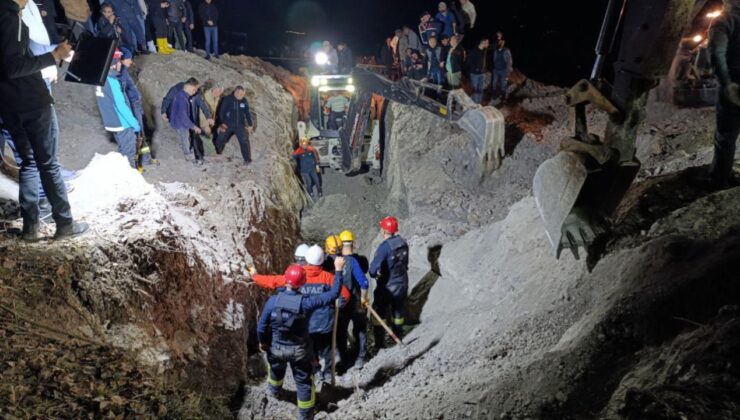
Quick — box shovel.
[368,305,404,346]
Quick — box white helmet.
[305,245,325,266]
[294,244,310,260]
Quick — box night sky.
[193,0,722,86]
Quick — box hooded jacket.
[0,0,56,114]
[96,70,141,133]
[253,265,350,335]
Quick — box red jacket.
[254,265,350,334]
[253,265,350,304]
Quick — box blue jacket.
[292,146,319,174]
[118,66,143,127]
[342,255,369,296]
[257,272,342,346]
[96,72,141,133]
[109,0,143,24]
[169,89,194,130]
[369,235,409,290]
[435,11,456,37]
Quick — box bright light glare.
[311,76,320,87]
[346,85,356,93]
[707,10,722,19]
[693,34,704,43]
[315,52,329,66]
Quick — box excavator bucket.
[450,90,506,178]
[534,150,640,259]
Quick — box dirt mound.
[0,54,305,417]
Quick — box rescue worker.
[292,138,322,199]
[214,86,255,164]
[250,245,350,384]
[369,216,409,346]
[323,234,342,273]
[335,230,370,369]
[294,243,310,265]
[709,0,740,188]
[257,259,346,420]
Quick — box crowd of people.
[380,0,513,104]
[252,216,409,420]
[47,0,222,59]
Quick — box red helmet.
[284,264,306,288]
[379,216,399,234]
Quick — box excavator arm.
[340,67,505,175]
[533,0,701,259]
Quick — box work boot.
[22,223,41,242]
[54,221,89,240]
[298,408,315,420]
[266,383,280,398]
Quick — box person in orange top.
[292,137,322,199]
[249,245,349,383]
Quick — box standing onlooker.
[425,36,445,85]
[404,25,421,52]
[146,0,173,54]
[440,34,451,65]
[446,35,465,88]
[109,0,147,54]
[198,0,219,59]
[435,2,457,38]
[409,50,427,81]
[0,0,87,240]
[467,37,491,104]
[322,40,339,74]
[396,29,408,64]
[292,138,322,199]
[401,48,414,75]
[492,39,513,101]
[35,0,60,43]
[59,0,93,32]
[98,3,131,51]
[380,37,394,76]
[167,0,186,50]
[418,11,440,46]
[215,86,255,164]
[168,79,202,161]
[181,0,194,52]
[96,50,140,168]
[449,0,466,36]
[337,42,354,74]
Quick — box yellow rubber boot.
[156,38,174,55]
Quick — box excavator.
[533,0,703,259]
[327,67,505,178]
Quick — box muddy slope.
[0,53,304,418]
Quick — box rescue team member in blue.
[369,216,410,347]
[257,257,346,420]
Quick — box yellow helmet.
[339,230,354,244]
[324,235,341,255]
